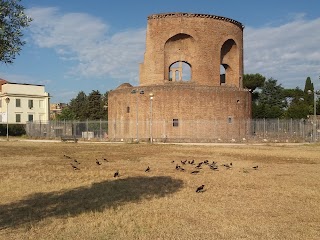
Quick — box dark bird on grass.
[230,162,233,166]
[96,159,102,165]
[176,164,181,170]
[204,160,209,164]
[179,167,185,171]
[171,160,175,163]
[210,166,219,171]
[196,185,205,193]
[103,158,108,162]
[70,163,80,170]
[181,160,187,165]
[195,162,203,169]
[191,170,200,174]
[74,159,80,164]
[64,154,71,159]
[145,166,150,172]
[253,165,259,170]
[223,164,231,169]
[189,159,195,165]
[114,170,119,177]
[209,162,217,168]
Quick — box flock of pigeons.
[64,154,152,178]
[63,154,259,193]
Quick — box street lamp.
[5,97,10,141]
[131,89,144,142]
[307,89,320,142]
[149,92,154,143]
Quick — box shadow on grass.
[0,176,183,229]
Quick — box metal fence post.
[100,119,102,140]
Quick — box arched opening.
[164,33,195,81]
[220,39,238,86]
[169,61,191,82]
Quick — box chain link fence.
[25,118,319,143]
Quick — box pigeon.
[210,166,219,171]
[253,165,259,170]
[145,166,150,172]
[181,160,187,165]
[64,154,71,159]
[114,170,119,177]
[195,163,203,169]
[189,159,195,165]
[191,170,200,174]
[176,164,181,170]
[74,159,80,164]
[96,159,102,165]
[103,158,108,162]
[196,185,205,193]
[70,163,80,170]
[223,164,231,169]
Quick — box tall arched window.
[220,39,238,86]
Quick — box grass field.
[0,140,319,239]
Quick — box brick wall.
[108,13,251,142]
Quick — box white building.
[0,79,50,124]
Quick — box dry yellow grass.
[0,141,319,239]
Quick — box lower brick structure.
[108,83,251,142]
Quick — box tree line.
[244,74,319,119]
[57,90,109,120]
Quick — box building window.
[127,106,130,113]
[173,119,179,127]
[16,99,21,107]
[28,99,33,109]
[228,117,232,124]
[28,114,33,122]
[39,100,44,108]
[16,114,21,123]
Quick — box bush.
[0,124,26,136]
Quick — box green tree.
[87,90,106,120]
[303,77,314,105]
[56,107,76,120]
[243,73,266,101]
[282,87,310,119]
[69,91,88,120]
[243,73,266,91]
[285,101,310,119]
[254,78,286,119]
[102,90,109,119]
[0,0,32,64]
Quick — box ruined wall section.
[139,13,244,87]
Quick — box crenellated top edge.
[147,12,244,29]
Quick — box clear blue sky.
[1,0,320,103]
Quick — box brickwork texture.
[108,13,251,142]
